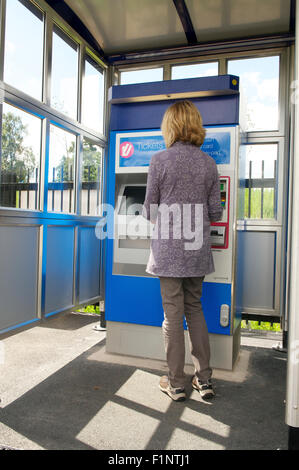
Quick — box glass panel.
[243,144,278,220]
[80,139,102,216]
[0,102,41,210]
[228,56,280,132]
[51,25,78,119]
[82,56,105,134]
[171,62,219,79]
[48,124,76,213]
[4,0,44,100]
[120,68,163,85]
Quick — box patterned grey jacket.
[142,141,223,277]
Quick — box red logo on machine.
[120,142,134,158]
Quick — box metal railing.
[0,165,101,215]
[245,159,277,219]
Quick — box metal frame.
[109,33,294,66]
[0,0,107,332]
[170,59,220,78]
[230,126,241,334]
[284,44,295,332]
[0,220,43,325]
[237,225,283,317]
[241,136,285,226]
[0,0,108,135]
[43,0,105,59]
[172,0,197,45]
[0,0,6,83]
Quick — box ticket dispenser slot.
[210,226,226,246]
[117,185,152,241]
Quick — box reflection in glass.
[228,56,280,132]
[171,62,218,79]
[243,144,278,220]
[48,124,76,213]
[0,103,41,210]
[82,56,105,134]
[81,139,102,216]
[120,68,163,85]
[51,25,78,119]
[4,0,44,100]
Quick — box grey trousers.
[159,276,212,388]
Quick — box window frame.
[50,22,80,121]
[171,60,219,80]
[3,0,45,101]
[80,137,103,217]
[240,137,285,226]
[0,99,43,212]
[115,48,288,138]
[47,121,78,215]
[81,51,106,135]
[117,63,165,83]
[0,0,108,219]
[119,65,164,85]
[115,47,290,225]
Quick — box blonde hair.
[161,100,206,148]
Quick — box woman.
[142,100,223,402]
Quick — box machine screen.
[119,186,146,215]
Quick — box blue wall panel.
[45,226,74,315]
[106,273,231,335]
[78,226,101,303]
[0,225,39,332]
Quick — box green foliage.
[77,305,100,315]
[82,141,102,182]
[241,320,281,331]
[54,140,101,183]
[54,140,75,182]
[244,188,275,219]
[1,112,36,182]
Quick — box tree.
[55,139,102,183]
[1,111,37,182]
[82,141,102,182]
[54,139,75,182]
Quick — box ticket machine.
[104,76,242,370]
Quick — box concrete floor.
[0,313,288,450]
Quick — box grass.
[241,320,281,332]
[244,188,275,219]
[77,307,281,332]
[77,304,100,315]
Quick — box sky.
[4,0,104,133]
[2,0,279,186]
[120,58,279,178]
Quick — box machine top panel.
[109,77,240,131]
[109,75,239,103]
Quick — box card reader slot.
[210,226,226,247]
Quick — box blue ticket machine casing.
[105,76,241,370]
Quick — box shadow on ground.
[0,335,288,450]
